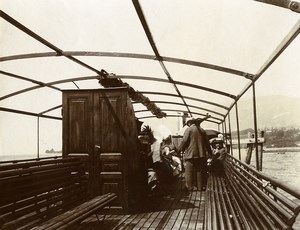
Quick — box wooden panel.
[94,89,129,211]
[0,158,87,229]
[62,91,94,196]
[63,92,93,158]
[100,153,123,211]
[100,174,123,210]
[100,153,122,172]
[94,91,125,153]
[68,98,89,152]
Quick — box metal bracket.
[255,0,300,13]
[262,181,270,188]
[289,1,300,13]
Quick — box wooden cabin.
[62,87,146,213]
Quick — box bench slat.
[213,176,225,230]
[225,172,270,229]
[228,163,293,228]
[33,193,117,230]
[206,155,300,230]
[0,158,88,230]
[0,161,84,179]
[216,177,235,230]
[237,164,300,213]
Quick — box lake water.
[261,152,300,188]
[1,150,298,188]
[0,153,61,162]
[232,149,300,190]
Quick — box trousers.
[185,157,207,191]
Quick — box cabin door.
[93,90,125,157]
[63,89,127,211]
[62,91,95,194]
[93,91,127,211]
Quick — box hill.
[236,95,300,129]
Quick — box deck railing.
[226,154,300,199]
[225,154,300,229]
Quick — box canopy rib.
[137,114,220,124]
[0,52,253,79]
[0,70,61,91]
[0,10,63,55]
[226,19,300,116]
[133,100,225,118]
[119,76,236,99]
[0,107,61,120]
[138,91,229,110]
[132,0,192,116]
[39,105,62,116]
[254,19,300,81]
[0,73,235,111]
[134,109,223,122]
[0,10,107,79]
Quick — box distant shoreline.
[263,147,300,153]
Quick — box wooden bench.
[32,193,117,230]
[205,154,300,230]
[0,157,116,230]
[205,173,239,230]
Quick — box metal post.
[222,122,225,135]
[252,81,260,170]
[235,103,241,160]
[224,119,227,142]
[37,116,40,158]
[228,113,233,156]
[224,118,229,154]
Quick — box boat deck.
[75,173,300,230]
[77,175,205,230]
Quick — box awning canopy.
[1,0,300,155]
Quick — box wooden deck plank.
[166,192,188,230]
[180,192,195,229]
[148,176,182,229]
[188,191,202,229]
[123,211,150,230]
[160,192,185,229]
[157,180,186,229]
[144,195,171,228]
[75,174,206,229]
[172,188,194,229]
[148,196,175,228]
[115,213,139,229]
[196,192,205,229]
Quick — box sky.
[1,0,300,158]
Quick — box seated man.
[208,139,227,176]
[161,135,182,177]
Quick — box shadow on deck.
[77,175,205,230]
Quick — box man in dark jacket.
[179,118,212,192]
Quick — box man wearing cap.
[179,118,212,192]
[209,139,227,176]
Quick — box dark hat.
[185,117,195,126]
[210,137,223,143]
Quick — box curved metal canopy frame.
[138,114,220,125]
[1,2,300,127]
[0,70,235,120]
[0,7,251,125]
[134,109,223,122]
[132,101,224,118]
[0,0,299,173]
[0,51,253,79]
